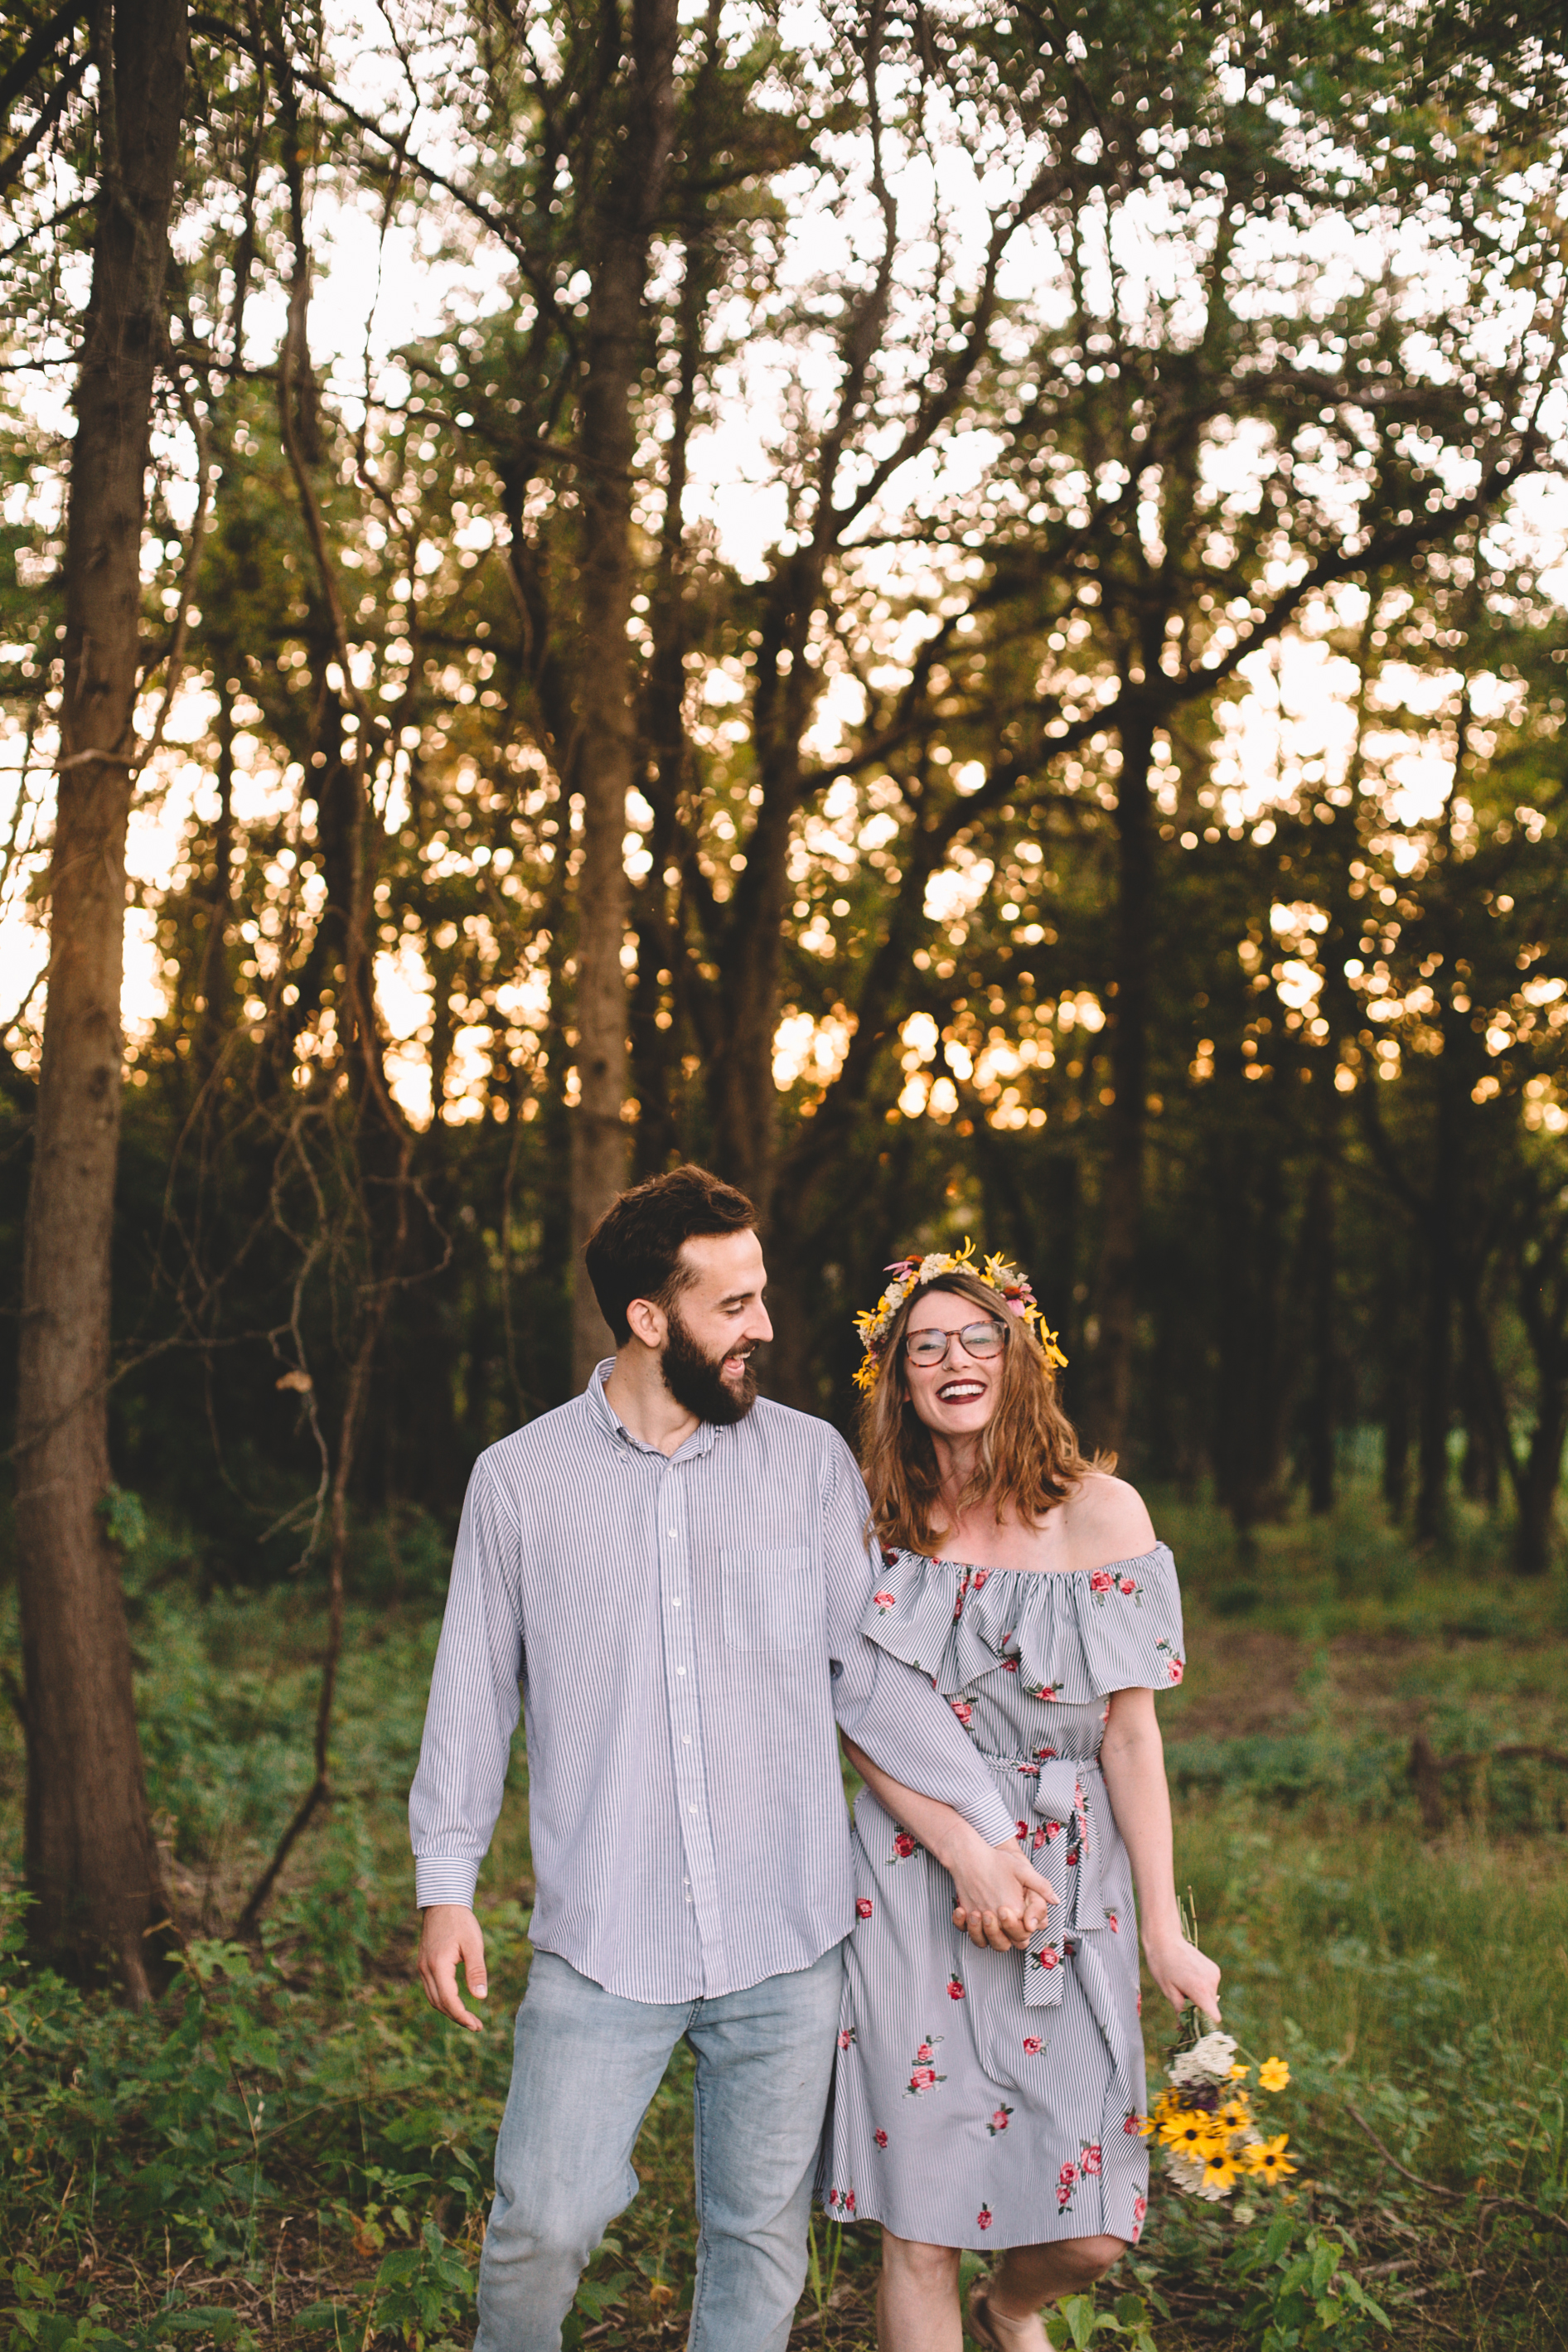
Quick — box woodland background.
[2,2,1568,2348]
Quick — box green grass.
[1,1480,1566,2350]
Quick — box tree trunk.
[1512,1376,1567,1577]
[1303,1147,1337,1516]
[1415,1080,1460,1544]
[1081,700,1156,1459]
[1382,1347,1411,1525]
[15,0,188,1998]
[569,0,680,1385]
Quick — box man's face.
[658,1229,772,1425]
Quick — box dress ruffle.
[861,1544,1184,1706]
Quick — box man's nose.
[749,1304,775,1343]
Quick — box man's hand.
[417,1903,489,2030]
[945,1832,1057,1952]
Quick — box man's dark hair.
[584,1165,757,1345]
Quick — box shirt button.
[689,1804,698,1815]
[676,1666,686,1676]
[670,1597,680,1608]
[683,1735,691,1745]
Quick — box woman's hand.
[1143,1931,1221,2020]
[943,1828,1056,1952]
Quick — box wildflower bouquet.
[1149,2027,1295,2205]
[1147,1897,1296,2209]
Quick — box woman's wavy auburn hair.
[857,1269,1107,1556]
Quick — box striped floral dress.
[822,1544,1185,2252]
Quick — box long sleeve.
[822,1436,1016,1850]
[409,1451,526,1908]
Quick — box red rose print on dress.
[904,2032,946,2096]
[1014,1819,1029,1843]
[1082,2143,1102,2176]
[987,2104,1014,2137]
[977,2206,994,2232]
[1123,2111,1144,2135]
[1090,1569,1114,1596]
[1002,1656,1019,1673]
[947,1974,966,2001]
[844,2190,855,2216]
[1106,1909,1119,1934]
[1155,1637,1184,1683]
[880,1546,899,1565]
[1022,2035,1043,2055]
[1169,1657,1184,1683]
[1030,1943,1061,1973]
[1065,1846,1080,1867]
[950,1698,973,1726]
[1056,2159,1079,2214]
[856,1896,874,1919]
[888,1828,918,1864]
[1131,2195,1147,2244]
[1034,1745,1059,1761]
[873,1590,897,1612]
[874,2129,888,2150]
[970,1568,989,1590]
[839,2026,856,2050]
[1026,1682,1058,1701]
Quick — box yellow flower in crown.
[851,1238,1067,1395]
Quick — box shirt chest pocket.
[719,1547,817,1652]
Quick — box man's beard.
[661,1304,759,1425]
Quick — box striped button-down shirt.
[409,1364,1019,2001]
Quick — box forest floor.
[2,1480,1567,2350]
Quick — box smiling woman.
[858,1268,1096,1564]
[826,1249,1222,2352]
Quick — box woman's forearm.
[1096,1695,1183,1952]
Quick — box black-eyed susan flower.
[1160,2112,1221,2159]
[1243,2134,1296,2185]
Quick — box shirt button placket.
[661,1463,725,1982]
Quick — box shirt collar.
[583,1357,719,1461]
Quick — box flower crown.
[851,1237,1067,1395]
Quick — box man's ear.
[625,1296,666,1351]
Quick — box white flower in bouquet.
[1167,2031,1237,2088]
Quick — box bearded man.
[409,1165,1051,2352]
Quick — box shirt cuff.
[414,1856,481,1909]
[964,1788,1021,1849]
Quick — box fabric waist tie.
[1020,1754,1108,2010]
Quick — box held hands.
[946,1831,1057,1953]
[417,1903,489,2030]
[1144,1930,1222,2021]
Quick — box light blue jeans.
[475,1942,844,2352]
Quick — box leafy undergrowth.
[2,1487,1567,2349]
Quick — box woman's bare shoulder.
[1057,1470,1157,1568]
